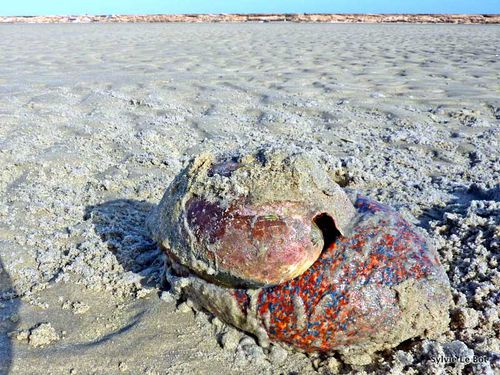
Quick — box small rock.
[72,301,90,315]
[242,344,265,360]
[239,336,256,348]
[341,352,373,366]
[63,300,90,315]
[14,330,30,342]
[220,330,240,351]
[451,307,479,329]
[236,336,268,365]
[324,357,341,374]
[118,362,128,372]
[268,345,288,365]
[28,323,60,348]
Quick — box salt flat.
[0,23,499,374]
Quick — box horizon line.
[2,13,499,25]
[2,12,500,16]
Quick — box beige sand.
[0,23,499,374]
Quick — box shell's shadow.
[83,199,164,288]
[0,258,19,375]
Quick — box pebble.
[324,357,341,373]
[220,330,240,351]
[27,323,60,348]
[451,307,479,329]
[268,345,288,365]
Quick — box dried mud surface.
[0,24,498,374]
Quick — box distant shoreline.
[1,13,499,24]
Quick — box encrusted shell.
[148,148,357,288]
[166,196,452,360]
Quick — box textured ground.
[0,23,498,374]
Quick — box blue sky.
[1,1,499,16]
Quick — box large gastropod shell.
[148,147,452,361]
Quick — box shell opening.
[313,213,341,251]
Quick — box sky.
[0,0,499,17]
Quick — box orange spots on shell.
[229,196,444,352]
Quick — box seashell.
[147,148,357,288]
[165,196,452,360]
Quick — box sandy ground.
[0,23,499,374]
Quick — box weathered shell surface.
[148,148,357,288]
[167,196,452,361]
